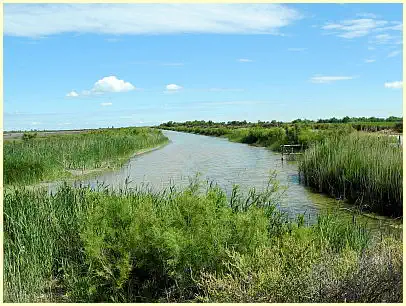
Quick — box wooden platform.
[281,144,303,160]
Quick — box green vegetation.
[4,127,168,185]
[4,181,402,303]
[160,116,403,133]
[160,123,355,151]
[299,133,402,217]
[4,120,403,303]
[159,118,403,215]
[22,132,38,141]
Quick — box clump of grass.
[4,179,402,303]
[299,133,402,217]
[4,127,168,185]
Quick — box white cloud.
[384,81,402,89]
[4,4,301,37]
[92,76,135,93]
[100,102,113,106]
[238,58,253,62]
[322,18,388,39]
[310,75,355,84]
[287,47,306,52]
[65,76,135,97]
[364,58,376,63]
[387,50,401,58]
[66,90,79,97]
[31,121,41,125]
[321,17,401,41]
[356,13,378,19]
[166,84,182,91]
[373,33,393,44]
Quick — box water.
[48,130,402,231]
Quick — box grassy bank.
[4,181,402,303]
[299,133,402,217]
[160,122,402,217]
[160,125,354,151]
[4,127,168,185]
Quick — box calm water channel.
[49,130,401,231]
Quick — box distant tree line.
[160,116,402,128]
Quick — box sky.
[4,3,403,131]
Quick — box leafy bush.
[4,181,401,303]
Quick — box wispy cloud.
[364,58,376,63]
[373,33,394,44]
[384,81,402,89]
[356,13,378,19]
[322,18,388,39]
[387,50,401,58]
[100,102,113,106]
[321,16,401,41]
[310,75,355,84]
[238,58,253,62]
[5,4,301,37]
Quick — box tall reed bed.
[299,133,402,217]
[4,181,402,302]
[162,125,354,151]
[4,128,168,185]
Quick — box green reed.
[4,181,402,302]
[299,133,402,217]
[4,127,168,185]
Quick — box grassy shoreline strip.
[4,127,169,186]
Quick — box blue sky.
[4,3,403,131]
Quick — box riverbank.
[159,125,402,217]
[4,126,402,303]
[4,127,169,185]
[4,182,402,303]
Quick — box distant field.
[4,129,97,140]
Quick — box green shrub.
[4,179,402,303]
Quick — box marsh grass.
[161,125,354,151]
[4,127,168,185]
[4,179,402,302]
[299,133,402,217]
